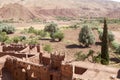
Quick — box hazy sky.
[111,0,120,2]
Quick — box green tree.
[78,25,95,47]
[52,31,64,41]
[101,18,109,65]
[0,23,15,34]
[44,22,58,40]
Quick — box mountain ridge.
[0,0,119,20]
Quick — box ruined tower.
[50,52,65,71]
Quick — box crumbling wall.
[61,64,73,80]
[4,57,50,80]
[2,44,27,52]
[4,52,74,80]
[42,56,50,66]
[0,52,34,58]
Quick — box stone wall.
[61,64,73,80]
[4,56,73,80]
[0,52,34,58]
[4,57,50,80]
[2,44,27,52]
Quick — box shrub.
[78,25,95,47]
[35,30,47,38]
[20,28,28,34]
[98,29,114,43]
[111,41,120,50]
[19,36,26,41]
[0,23,15,34]
[12,36,20,43]
[116,46,120,54]
[44,22,58,39]
[92,52,101,63]
[0,32,9,42]
[43,44,53,53]
[74,51,87,61]
[87,50,94,58]
[28,38,38,45]
[53,31,64,41]
[75,50,95,61]
[69,24,79,29]
[5,38,13,44]
[28,26,36,33]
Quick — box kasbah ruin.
[0,43,119,80]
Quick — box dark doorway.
[50,75,53,80]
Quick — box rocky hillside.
[0,0,119,20]
[0,3,35,20]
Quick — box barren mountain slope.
[0,0,119,20]
[0,3,35,20]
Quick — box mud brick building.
[1,43,120,80]
[4,52,73,80]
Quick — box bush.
[87,50,94,58]
[5,38,13,44]
[43,44,53,53]
[98,29,115,43]
[28,26,36,33]
[0,32,9,42]
[0,23,15,34]
[53,31,64,41]
[75,50,95,61]
[78,25,95,47]
[111,41,120,50]
[12,36,20,43]
[116,46,120,54]
[74,51,87,61]
[28,38,38,45]
[44,22,58,39]
[69,24,79,29]
[92,52,101,63]
[19,36,26,41]
[101,59,109,65]
[35,30,47,38]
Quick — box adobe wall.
[0,52,34,58]
[61,64,73,80]
[2,44,27,52]
[2,44,40,52]
[4,57,50,80]
[4,56,73,80]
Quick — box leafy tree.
[0,23,15,34]
[44,22,58,40]
[101,18,109,65]
[53,31,64,41]
[78,25,95,47]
